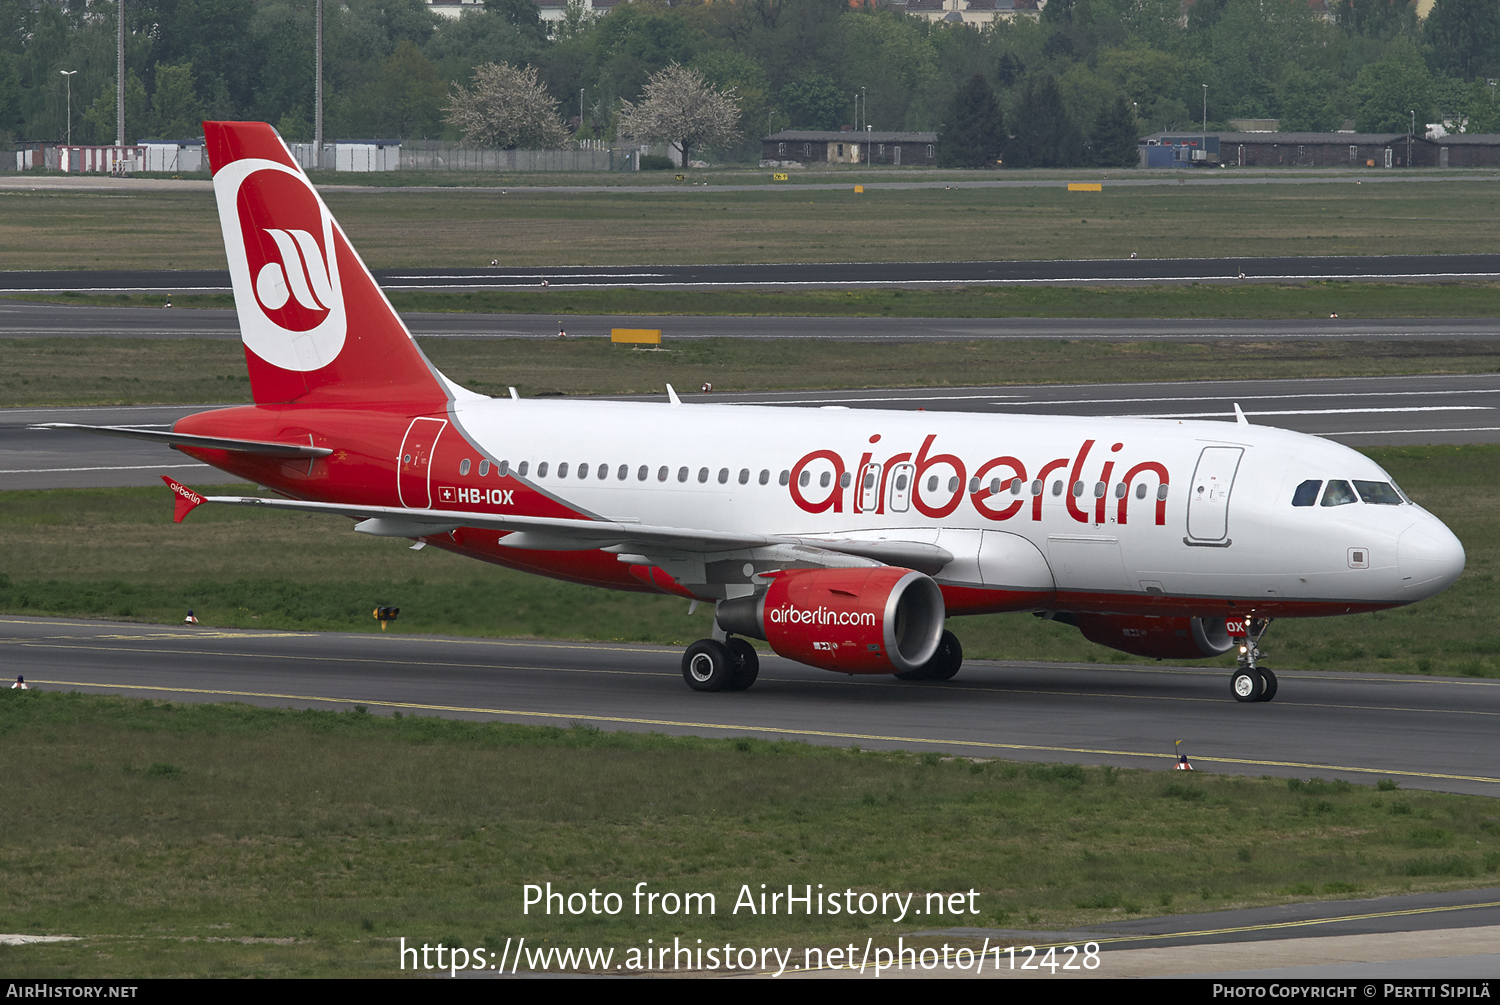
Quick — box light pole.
[1201,83,1207,165]
[60,69,77,147]
[1409,109,1414,167]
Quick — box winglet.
[1233,403,1249,426]
[162,476,207,523]
[666,383,682,405]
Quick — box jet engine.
[716,567,945,674]
[1047,612,1234,660]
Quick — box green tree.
[1424,0,1500,79]
[1007,74,1085,167]
[1089,93,1138,167]
[360,39,446,138]
[941,73,1004,167]
[780,73,845,129]
[1352,37,1433,132]
[149,63,203,139]
[83,70,148,144]
[483,0,547,43]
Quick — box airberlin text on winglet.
[522,882,980,923]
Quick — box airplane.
[39,121,1467,703]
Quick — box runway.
[4,298,1500,342]
[6,373,1499,491]
[5,615,1498,799]
[6,254,1500,297]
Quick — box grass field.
[0,444,1496,678]
[18,279,1500,320]
[0,690,1496,977]
[5,334,1500,408]
[7,178,1500,270]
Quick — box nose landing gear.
[1229,617,1277,702]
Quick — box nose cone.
[1398,516,1466,600]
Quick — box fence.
[399,141,636,172]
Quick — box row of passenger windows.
[1291,478,1405,507]
[454,457,1168,501]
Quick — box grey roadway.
[6,373,1500,491]
[5,298,1500,342]
[5,615,1499,800]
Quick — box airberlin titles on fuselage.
[424,430,1171,529]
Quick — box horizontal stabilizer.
[32,423,332,458]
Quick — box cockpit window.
[1292,479,1321,507]
[1354,480,1403,505]
[1321,480,1357,507]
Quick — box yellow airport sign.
[1067,183,1103,192]
[612,328,662,345]
[773,172,788,181]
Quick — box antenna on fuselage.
[1233,403,1249,426]
[666,384,683,406]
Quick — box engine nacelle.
[1061,613,1233,660]
[717,567,945,674]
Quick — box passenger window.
[718,467,730,484]
[1157,484,1168,501]
[799,471,810,487]
[1093,482,1105,498]
[759,469,770,485]
[1354,480,1403,505]
[657,466,668,482]
[946,477,958,492]
[895,474,908,491]
[1292,479,1321,507]
[926,476,938,492]
[779,470,790,486]
[699,467,710,483]
[517,461,528,476]
[1031,480,1042,496]
[840,472,852,488]
[498,460,510,477]
[478,460,489,477]
[739,468,750,485]
[638,465,649,481]
[1321,480,1357,506]
[557,462,569,478]
[1072,481,1084,497]
[678,467,689,483]
[577,463,588,479]
[618,464,628,480]
[1010,479,1022,495]
[537,462,548,478]
[1051,481,1063,496]
[599,464,609,480]
[459,458,471,476]
[819,472,831,488]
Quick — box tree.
[1425,0,1500,79]
[941,74,1004,168]
[617,63,740,167]
[1006,74,1086,168]
[150,63,203,139]
[1088,93,1138,167]
[444,62,569,149]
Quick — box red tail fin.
[203,122,448,407]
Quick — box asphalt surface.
[6,615,1499,800]
[7,256,1500,295]
[5,298,1500,343]
[7,373,1498,491]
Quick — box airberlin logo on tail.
[214,157,347,372]
[254,227,335,318]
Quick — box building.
[899,0,1041,24]
[762,130,938,167]
[1139,131,1457,168]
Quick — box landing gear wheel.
[1255,666,1278,702]
[1231,667,1263,703]
[682,639,734,692]
[725,637,760,691]
[895,630,963,681]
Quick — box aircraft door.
[887,462,915,513]
[398,416,447,508]
[1186,446,1243,542]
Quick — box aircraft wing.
[33,423,332,458]
[174,486,952,573]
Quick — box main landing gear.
[681,637,760,693]
[1229,618,1278,703]
[894,630,963,682]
